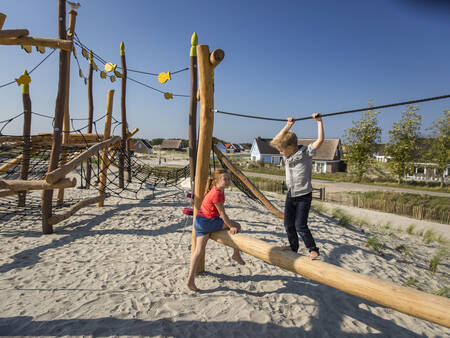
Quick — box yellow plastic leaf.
[114,70,123,78]
[158,71,171,84]
[104,62,117,72]
[100,71,106,79]
[164,92,173,100]
[21,45,32,53]
[36,46,45,54]
[82,48,89,59]
[15,72,31,86]
[92,62,98,71]
[110,75,116,83]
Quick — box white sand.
[0,182,449,337]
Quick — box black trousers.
[284,191,318,253]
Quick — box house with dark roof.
[160,139,183,150]
[250,137,345,173]
[133,139,153,154]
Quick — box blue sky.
[1,0,449,143]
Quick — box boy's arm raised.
[312,113,324,150]
[272,117,295,146]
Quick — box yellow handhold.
[36,45,45,54]
[190,32,198,57]
[120,41,125,56]
[114,70,123,78]
[110,75,116,83]
[21,45,32,53]
[92,62,98,71]
[82,48,89,59]
[104,62,117,72]
[89,50,93,64]
[164,92,173,100]
[100,71,106,79]
[158,71,171,84]
[15,70,31,94]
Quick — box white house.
[133,139,153,154]
[250,137,283,164]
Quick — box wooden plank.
[0,36,73,51]
[0,29,29,38]
[210,230,450,328]
[188,32,198,190]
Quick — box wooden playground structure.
[1,1,449,329]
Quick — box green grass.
[331,208,353,227]
[434,287,450,298]
[404,277,422,290]
[406,224,416,234]
[429,247,449,273]
[366,236,385,254]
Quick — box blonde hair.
[270,130,297,150]
[206,168,230,192]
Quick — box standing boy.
[270,113,324,260]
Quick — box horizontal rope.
[214,94,450,122]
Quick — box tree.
[385,105,422,183]
[151,138,164,146]
[425,110,449,187]
[343,102,381,182]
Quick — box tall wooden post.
[97,90,114,207]
[119,42,128,187]
[41,0,68,234]
[188,32,198,191]
[58,9,77,205]
[85,50,94,188]
[191,45,224,273]
[18,70,32,207]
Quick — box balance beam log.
[47,193,110,226]
[0,29,29,38]
[45,136,121,184]
[0,178,76,191]
[0,36,72,51]
[210,230,450,327]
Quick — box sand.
[0,181,449,337]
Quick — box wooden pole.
[97,90,114,207]
[41,0,68,235]
[1,178,76,191]
[58,9,77,206]
[18,70,32,207]
[191,45,224,273]
[0,12,6,29]
[118,42,127,187]
[212,142,284,219]
[86,50,94,188]
[210,230,450,328]
[188,32,199,191]
[0,36,72,51]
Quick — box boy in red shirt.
[186,169,245,291]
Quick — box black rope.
[214,94,450,122]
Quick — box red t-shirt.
[197,186,225,219]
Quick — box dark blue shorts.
[195,216,224,237]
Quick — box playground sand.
[0,182,449,337]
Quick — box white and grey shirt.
[284,144,316,197]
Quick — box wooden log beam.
[36,133,104,142]
[0,36,73,51]
[0,148,40,173]
[210,230,450,328]
[188,32,198,190]
[0,177,76,191]
[212,142,284,219]
[0,190,17,198]
[47,193,110,226]
[0,29,29,38]
[45,135,120,184]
